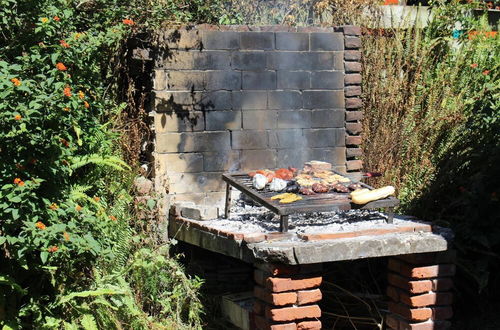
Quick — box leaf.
[0,275,27,294]
[147,198,156,210]
[51,53,59,65]
[58,288,125,304]
[80,314,98,330]
[40,251,48,264]
[63,322,79,330]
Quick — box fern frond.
[70,154,130,172]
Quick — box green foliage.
[361,0,499,304]
[0,0,214,328]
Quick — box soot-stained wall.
[151,25,363,209]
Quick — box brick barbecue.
[135,24,456,330]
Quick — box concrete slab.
[169,215,453,265]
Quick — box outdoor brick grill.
[143,24,455,330]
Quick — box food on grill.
[312,183,329,193]
[275,168,294,180]
[279,194,303,204]
[299,187,316,195]
[252,174,267,190]
[303,160,332,173]
[351,188,370,196]
[248,171,257,177]
[286,184,300,193]
[351,186,395,204]
[348,183,363,191]
[269,178,287,192]
[271,192,294,200]
[332,183,350,193]
[296,175,317,187]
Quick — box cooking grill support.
[222,172,399,232]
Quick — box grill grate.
[222,171,399,232]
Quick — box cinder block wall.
[151,25,363,209]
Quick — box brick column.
[335,25,363,177]
[386,252,456,330]
[252,263,323,330]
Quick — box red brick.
[345,73,361,85]
[345,110,363,121]
[386,314,400,329]
[388,273,433,294]
[254,263,322,276]
[296,289,322,305]
[388,302,432,321]
[397,251,456,265]
[387,285,400,302]
[254,315,297,330]
[432,306,453,320]
[298,224,431,241]
[388,259,456,279]
[296,320,321,330]
[345,97,363,109]
[346,122,363,135]
[346,135,362,145]
[255,286,297,306]
[400,292,453,307]
[254,269,267,286]
[244,233,266,243]
[397,318,451,330]
[432,278,454,292]
[266,305,321,322]
[345,61,362,72]
[266,276,322,293]
[347,159,363,171]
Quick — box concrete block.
[277,149,311,168]
[161,51,230,70]
[240,32,274,50]
[154,91,201,112]
[153,69,166,90]
[156,153,204,173]
[200,91,233,110]
[168,172,225,193]
[231,52,268,70]
[311,110,345,128]
[303,91,344,109]
[242,110,277,129]
[277,110,311,129]
[201,31,239,49]
[205,111,242,130]
[240,149,277,170]
[156,131,230,153]
[242,71,277,90]
[179,204,220,220]
[231,130,268,149]
[277,71,310,89]
[309,52,337,70]
[268,129,306,149]
[310,147,346,166]
[276,32,309,51]
[165,71,205,91]
[232,91,268,110]
[162,29,201,49]
[310,32,344,51]
[203,150,241,172]
[268,91,302,109]
[205,70,241,90]
[267,52,310,70]
[303,128,346,147]
[311,71,344,90]
[154,112,205,133]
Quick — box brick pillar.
[252,263,323,330]
[335,25,363,177]
[386,251,456,330]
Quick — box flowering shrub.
[0,0,226,328]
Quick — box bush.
[0,0,225,328]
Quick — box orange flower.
[36,221,47,230]
[63,107,70,112]
[60,138,70,147]
[109,215,117,221]
[47,246,58,253]
[63,86,72,97]
[11,78,21,86]
[75,204,82,212]
[49,203,58,210]
[63,232,70,241]
[18,181,25,186]
[13,178,22,184]
[14,114,22,121]
[470,63,478,68]
[122,18,135,26]
[483,70,490,75]
[53,16,60,21]
[93,196,100,202]
[84,101,89,108]
[41,17,49,23]
[77,91,85,99]
[60,39,70,48]
[56,62,67,71]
